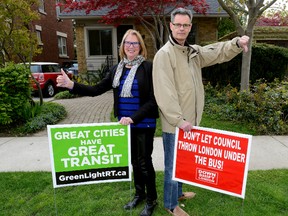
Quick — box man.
[152,7,249,216]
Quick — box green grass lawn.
[200,113,256,135]
[1,170,287,215]
[0,103,285,215]
[153,112,257,137]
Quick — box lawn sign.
[48,123,131,188]
[173,126,252,198]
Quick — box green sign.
[48,123,131,188]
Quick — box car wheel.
[44,83,55,97]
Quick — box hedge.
[202,43,288,87]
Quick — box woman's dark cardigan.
[70,61,159,125]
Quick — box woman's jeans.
[130,128,157,203]
[162,132,183,210]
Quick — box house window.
[35,25,43,45]
[88,29,112,56]
[38,0,45,13]
[57,32,68,57]
[36,31,43,45]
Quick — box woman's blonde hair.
[119,29,147,60]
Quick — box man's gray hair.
[171,8,193,23]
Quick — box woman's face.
[123,34,141,60]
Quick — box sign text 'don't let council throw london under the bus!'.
[173,126,252,199]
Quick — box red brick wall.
[32,2,74,65]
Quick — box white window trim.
[35,25,42,31]
[57,31,67,38]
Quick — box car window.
[41,65,50,73]
[51,65,61,72]
[30,65,41,73]
[41,65,60,73]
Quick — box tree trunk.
[240,37,252,91]
[240,28,254,91]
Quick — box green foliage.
[204,78,288,135]
[218,17,236,38]
[202,43,288,88]
[0,0,41,65]
[0,63,31,125]
[54,90,80,99]
[15,102,67,136]
[21,101,42,121]
[251,43,288,80]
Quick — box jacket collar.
[169,35,190,47]
[168,35,198,62]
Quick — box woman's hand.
[119,117,134,125]
[56,69,74,89]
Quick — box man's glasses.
[124,41,141,48]
[172,23,192,29]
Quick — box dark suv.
[30,62,63,97]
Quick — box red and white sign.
[172,126,252,198]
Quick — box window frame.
[38,0,46,14]
[57,32,68,57]
[35,25,43,45]
[85,26,116,58]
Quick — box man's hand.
[238,35,250,53]
[56,69,74,89]
[179,121,193,132]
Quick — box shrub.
[54,90,80,99]
[204,77,288,135]
[21,101,43,121]
[0,63,31,125]
[15,102,67,136]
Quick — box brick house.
[58,0,228,73]
[32,0,74,66]
[253,26,288,48]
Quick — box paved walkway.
[32,91,114,137]
[0,91,288,172]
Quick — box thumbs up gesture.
[57,69,74,89]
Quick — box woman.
[56,29,158,216]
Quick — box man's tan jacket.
[153,36,243,133]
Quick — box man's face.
[170,14,192,45]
